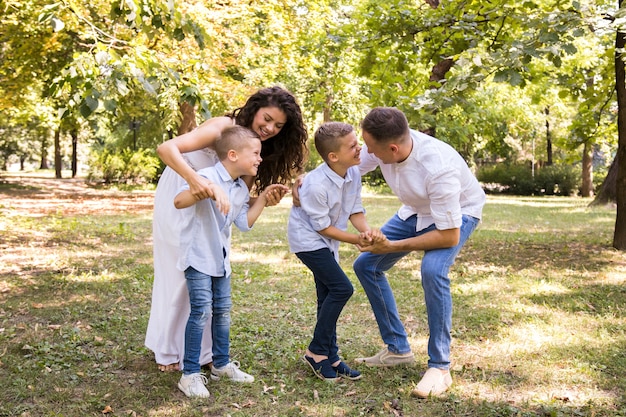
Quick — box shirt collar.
[320,163,353,188]
[215,161,242,187]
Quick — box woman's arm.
[157,116,233,201]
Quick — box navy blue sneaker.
[333,361,362,380]
[302,355,337,382]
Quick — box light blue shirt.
[287,163,364,262]
[359,129,486,232]
[176,162,252,277]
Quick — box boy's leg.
[297,249,353,364]
[183,266,212,375]
[210,274,232,369]
[421,215,480,370]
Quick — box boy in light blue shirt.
[174,125,288,398]
[288,122,383,382]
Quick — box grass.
[1,175,625,416]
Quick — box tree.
[613,0,626,249]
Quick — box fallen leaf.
[102,405,113,414]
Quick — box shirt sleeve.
[426,167,463,230]
[358,145,379,176]
[350,169,365,216]
[233,197,252,232]
[300,182,331,232]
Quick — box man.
[353,107,485,398]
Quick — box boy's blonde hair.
[314,122,354,163]
[215,126,260,160]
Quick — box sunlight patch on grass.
[231,248,290,264]
[486,195,593,208]
[596,270,626,285]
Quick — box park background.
[1,0,626,416]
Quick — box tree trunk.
[71,128,78,178]
[581,141,594,197]
[40,136,49,169]
[323,93,333,122]
[590,155,617,205]
[54,127,62,179]
[424,58,455,137]
[613,10,626,250]
[177,101,198,136]
[545,107,553,166]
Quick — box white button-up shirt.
[288,163,364,262]
[176,162,252,277]
[359,129,485,232]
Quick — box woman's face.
[251,106,287,141]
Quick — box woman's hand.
[291,174,305,207]
[188,174,230,214]
[263,184,290,207]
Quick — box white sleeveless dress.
[145,147,220,368]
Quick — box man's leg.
[421,215,480,370]
[353,213,415,358]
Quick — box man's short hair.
[215,126,260,160]
[314,122,354,163]
[361,107,409,143]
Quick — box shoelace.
[190,373,209,386]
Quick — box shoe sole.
[210,373,254,383]
[177,382,210,398]
[337,373,363,381]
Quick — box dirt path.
[0,174,154,216]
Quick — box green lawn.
[1,178,625,417]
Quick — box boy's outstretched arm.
[174,190,197,209]
[246,184,290,227]
[318,211,371,245]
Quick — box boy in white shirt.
[288,122,383,382]
[174,125,288,398]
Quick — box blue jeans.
[353,214,480,370]
[297,248,354,364]
[183,266,232,374]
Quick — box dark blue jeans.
[296,248,354,364]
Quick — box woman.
[145,86,308,371]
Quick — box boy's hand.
[357,229,385,246]
[263,184,290,207]
[209,183,230,215]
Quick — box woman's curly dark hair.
[228,86,308,192]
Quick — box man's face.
[362,131,395,164]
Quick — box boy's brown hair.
[215,126,260,160]
[314,122,354,163]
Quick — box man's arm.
[357,227,460,254]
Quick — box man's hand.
[357,234,392,254]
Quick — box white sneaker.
[411,368,452,398]
[210,361,254,383]
[178,373,210,398]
